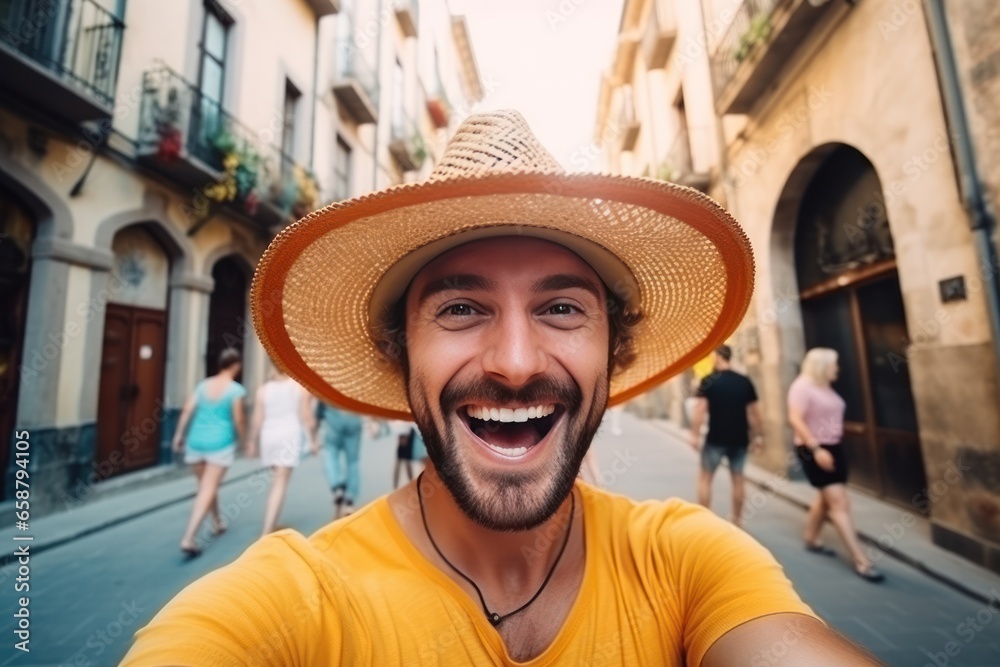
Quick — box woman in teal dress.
[171,348,247,557]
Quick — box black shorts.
[397,430,414,460]
[796,444,849,488]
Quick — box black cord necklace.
[416,472,575,627]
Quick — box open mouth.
[459,403,563,458]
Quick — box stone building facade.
[0,0,482,515]
[597,0,1000,574]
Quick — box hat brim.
[251,172,754,420]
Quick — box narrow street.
[3,414,998,666]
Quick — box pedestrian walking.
[171,348,246,558]
[394,424,420,488]
[127,110,880,665]
[788,347,884,583]
[246,368,317,536]
[688,345,763,528]
[316,401,363,518]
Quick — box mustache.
[440,376,583,415]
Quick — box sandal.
[180,544,202,560]
[804,543,836,556]
[854,565,885,583]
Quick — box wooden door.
[801,270,927,511]
[96,304,166,476]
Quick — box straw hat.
[250,110,753,420]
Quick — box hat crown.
[429,109,564,180]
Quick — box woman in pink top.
[788,348,883,583]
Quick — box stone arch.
[93,191,194,281]
[202,242,256,280]
[0,152,73,241]
[768,143,847,380]
[770,141,926,505]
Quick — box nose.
[480,311,548,388]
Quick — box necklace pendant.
[489,612,501,626]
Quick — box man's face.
[404,237,611,532]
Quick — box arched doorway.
[95,225,171,476]
[792,144,927,509]
[0,190,36,497]
[205,255,250,378]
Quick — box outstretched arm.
[688,397,708,450]
[703,613,883,666]
[172,393,197,453]
[245,386,265,458]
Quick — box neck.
[415,464,577,589]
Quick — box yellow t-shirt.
[123,483,815,666]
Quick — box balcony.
[0,0,124,124]
[711,0,841,115]
[136,64,318,231]
[425,73,449,129]
[656,129,710,192]
[618,87,640,152]
[304,0,340,18]
[394,0,418,38]
[642,0,677,69]
[332,40,379,124]
[388,114,426,173]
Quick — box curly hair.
[371,286,643,379]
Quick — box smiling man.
[122,111,881,666]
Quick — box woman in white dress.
[246,369,317,536]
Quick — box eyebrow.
[533,274,603,300]
[416,274,498,305]
[415,272,604,306]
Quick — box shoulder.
[580,483,724,555]
[231,381,248,398]
[123,531,340,665]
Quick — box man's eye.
[547,304,579,316]
[440,303,477,317]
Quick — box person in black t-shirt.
[688,345,764,528]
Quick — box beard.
[409,372,609,532]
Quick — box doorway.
[0,190,36,497]
[793,145,927,510]
[205,255,248,378]
[96,303,167,473]
[95,225,170,477]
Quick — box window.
[391,58,405,138]
[196,1,232,154]
[282,80,301,158]
[333,135,352,201]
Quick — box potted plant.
[733,12,772,64]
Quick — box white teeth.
[467,404,557,422]
[484,442,529,457]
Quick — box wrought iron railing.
[138,63,318,220]
[333,39,379,108]
[0,0,124,106]
[389,111,426,170]
[710,0,779,101]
